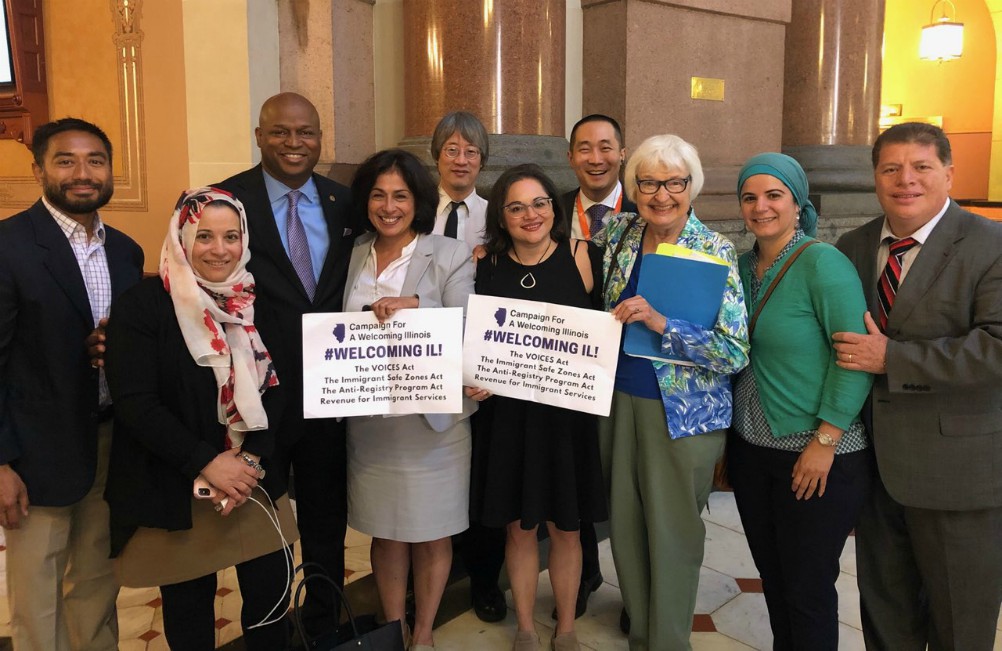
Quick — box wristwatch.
[815,431,839,447]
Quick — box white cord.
[242,485,296,629]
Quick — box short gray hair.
[431,111,489,167]
[624,134,704,202]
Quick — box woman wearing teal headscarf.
[728,153,874,650]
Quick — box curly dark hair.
[350,149,439,234]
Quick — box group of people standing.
[0,89,999,651]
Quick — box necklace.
[512,240,552,289]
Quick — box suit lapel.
[315,177,348,304]
[241,167,310,300]
[888,203,964,329]
[105,229,138,299]
[30,204,93,325]
[401,235,433,298]
[856,219,882,315]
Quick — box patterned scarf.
[159,187,278,449]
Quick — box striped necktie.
[877,236,918,331]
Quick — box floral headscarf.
[159,187,278,449]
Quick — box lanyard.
[576,191,623,239]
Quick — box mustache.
[60,181,104,191]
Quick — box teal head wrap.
[736,153,818,237]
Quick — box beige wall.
[0,0,192,272]
[882,0,995,200]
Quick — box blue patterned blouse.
[593,210,750,438]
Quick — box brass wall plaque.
[691,77,725,101]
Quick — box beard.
[42,179,114,216]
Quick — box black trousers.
[277,417,348,634]
[729,436,873,651]
[160,547,291,651]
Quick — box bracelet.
[239,452,266,479]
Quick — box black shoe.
[619,607,630,635]
[551,571,603,620]
[471,585,507,623]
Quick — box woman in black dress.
[468,164,608,651]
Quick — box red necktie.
[877,237,918,331]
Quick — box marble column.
[278,0,376,180]
[397,0,573,192]
[782,0,885,197]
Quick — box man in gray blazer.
[833,122,1002,651]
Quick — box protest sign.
[463,295,621,416]
[302,308,464,418]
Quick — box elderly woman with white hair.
[592,134,749,651]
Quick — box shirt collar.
[880,197,950,245]
[438,185,477,208]
[578,182,623,212]
[43,196,106,244]
[262,169,320,205]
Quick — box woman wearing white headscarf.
[105,187,298,651]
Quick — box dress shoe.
[550,630,580,651]
[619,607,630,635]
[551,571,602,620]
[471,585,507,623]
[512,629,539,651]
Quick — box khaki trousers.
[5,423,119,651]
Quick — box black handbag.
[293,563,406,651]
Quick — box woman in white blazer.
[344,149,476,651]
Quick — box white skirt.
[347,413,470,542]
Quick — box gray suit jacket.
[344,232,477,431]
[836,201,1002,511]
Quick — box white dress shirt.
[570,182,623,240]
[434,187,487,248]
[877,197,950,284]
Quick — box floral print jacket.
[594,210,749,438]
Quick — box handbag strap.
[293,561,360,646]
[748,239,819,336]
[602,213,643,298]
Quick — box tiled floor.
[0,493,999,649]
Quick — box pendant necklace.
[512,240,552,289]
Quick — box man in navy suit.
[558,114,635,625]
[216,93,355,638]
[561,114,636,240]
[0,118,144,651]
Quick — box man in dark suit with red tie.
[834,122,1002,651]
[216,93,355,639]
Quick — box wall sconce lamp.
[920,0,964,61]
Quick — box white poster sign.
[463,295,622,416]
[302,308,464,418]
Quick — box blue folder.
[623,252,728,364]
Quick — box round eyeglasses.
[636,176,691,195]
[442,146,482,161]
[503,197,554,219]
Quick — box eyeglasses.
[442,145,482,161]
[503,197,553,218]
[636,176,691,195]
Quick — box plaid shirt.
[43,197,112,406]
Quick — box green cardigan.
[738,239,873,436]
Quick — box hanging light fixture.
[920,0,964,61]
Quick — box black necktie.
[444,201,463,239]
